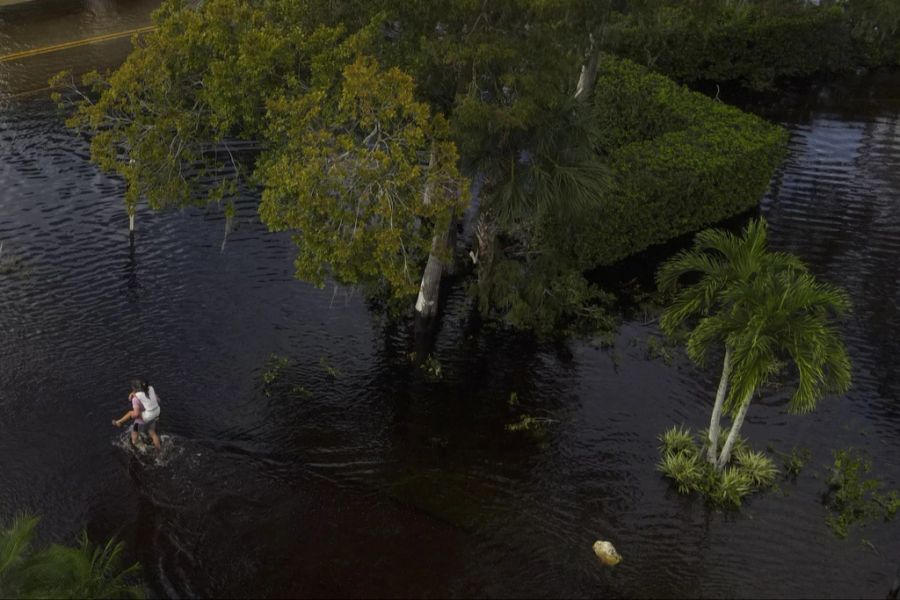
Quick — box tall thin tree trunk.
[574,34,601,101]
[415,217,452,319]
[716,393,752,471]
[707,346,732,464]
[415,146,449,320]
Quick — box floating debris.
[592,540,622,566]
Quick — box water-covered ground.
[2,3,899,597]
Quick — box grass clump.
[734,448,779,488]
[657,425,778,508]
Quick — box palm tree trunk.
[707,346,732,464]
[716,393,752,471]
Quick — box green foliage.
[658,447,703,494]
[0,515,37,591]
[55,0,469,307]
[659,424,694,455]
[657,218,851,416]
[318,356,342,379]
[657,426,778,508]
[261,354,291,398]
[715,467,754,509]
[257,54,469,297]
[838,0,900,67]
[420,355,443,380]
[475,254,619,337]
[472,54,784,334]
[262,353,291,386]
[606,1,853,91]
[0,515,142,599]
[603,0,900,92]
[53,1,795,334]
[644,335,675,365]
[773,446,811,479]
[824,448,899,539]
[290,384,313,399]
[505,393,557,440]
[560,56,788,272]
[734,448,778,488]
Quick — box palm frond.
[20,532,143,599]
[0,514,39,595]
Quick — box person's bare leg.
[130,429,139,445]
[148,421,161,450]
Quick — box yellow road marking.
[0,25,155,63]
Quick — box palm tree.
[0,515,143,599]
[657,218,852,470]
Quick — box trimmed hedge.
[607,4,852,91]
[605,1,900,92]
[482,55,787,335]
[559,54,788,269]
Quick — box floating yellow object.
[592,540,622,566]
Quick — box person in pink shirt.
[112,379,161,450]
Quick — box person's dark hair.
[141,380,150,394]
[130,379,143,393]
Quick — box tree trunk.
[716,393,752,471]
[415,146,448,320]
[574,34,600,101]
[415,219,452,319]
[707,346,732,464]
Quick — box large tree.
[55,0,613,324]
[657,219,852,470]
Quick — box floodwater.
[1,2,899,598]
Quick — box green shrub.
[604,1,900,91]
[714,466,755,508]
[657,426,779,508]
[735,448,778,488]
[659,424,695,456]
[658,450,703,495]
[555,55,788,271]
[605,2,857,91]
[824,448,899,538]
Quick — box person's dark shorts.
[132,419,158,434]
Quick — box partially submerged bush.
[657,425,778,508]
[824,448,899,538]
[735,448,779,488]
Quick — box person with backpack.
[113,379,161,450]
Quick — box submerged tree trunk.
[716,394,752,471]
[415,146,448,320]
[415,217,453,319]
[707,346,733,464]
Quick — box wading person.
[113,379,161,450]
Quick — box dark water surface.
[2,4,900,598]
